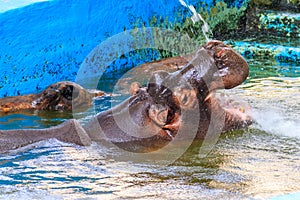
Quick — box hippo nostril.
[216,49,225,57]
[215,58,228,69]
[221,62,227,68]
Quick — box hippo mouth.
[129,86,182,141]
[205,91,252,130]
[143,86,252,142]
[148,103,181,139]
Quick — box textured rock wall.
[239,0,299,37]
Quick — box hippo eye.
[180,94,188,105]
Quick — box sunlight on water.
[210,75,300,198]
[0,74,299,199]
[0,188,62,200]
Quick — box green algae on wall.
[242,0,300,38]
[251,0,299,10]
[229,41,300,64]
[135,1,250,58]
[205,1,248,39]
[258,12,300,38]
[169,1,248,43]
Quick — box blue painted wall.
[0,0,245,97]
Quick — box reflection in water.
[214,130,300,199]
[0,111,72,129]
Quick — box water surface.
[0,58,299,200]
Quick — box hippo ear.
[213,46,249,89]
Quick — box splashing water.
[224,76,300,139]
[178,0,212,42]
[251,109,300,139]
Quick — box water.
[224,76,300,139]
[0,111,72,130]
[254,110,300,138]
[178,0,212,42]
[1,0,298,198]
[0,57,299,199]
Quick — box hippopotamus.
[0,40,252,154]
[0,81,105,113]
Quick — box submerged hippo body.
[0,81,105,113]
[0,40,252,154]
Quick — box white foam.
[251,109,300,139]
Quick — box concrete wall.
[0,0,246,97]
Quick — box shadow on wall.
[0,0,248,97]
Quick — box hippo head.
[93,41,251,152]
[137,40,250,137]
[33,81,95,111]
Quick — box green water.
[0,111,72,129]
[0,59,299,200]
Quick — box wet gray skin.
[84,40,252,152]
[0,40,251,154]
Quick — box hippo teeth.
[163,122,179,132]
[165,130,175,139]
[204,92,215,103]
[163,113,180,132]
